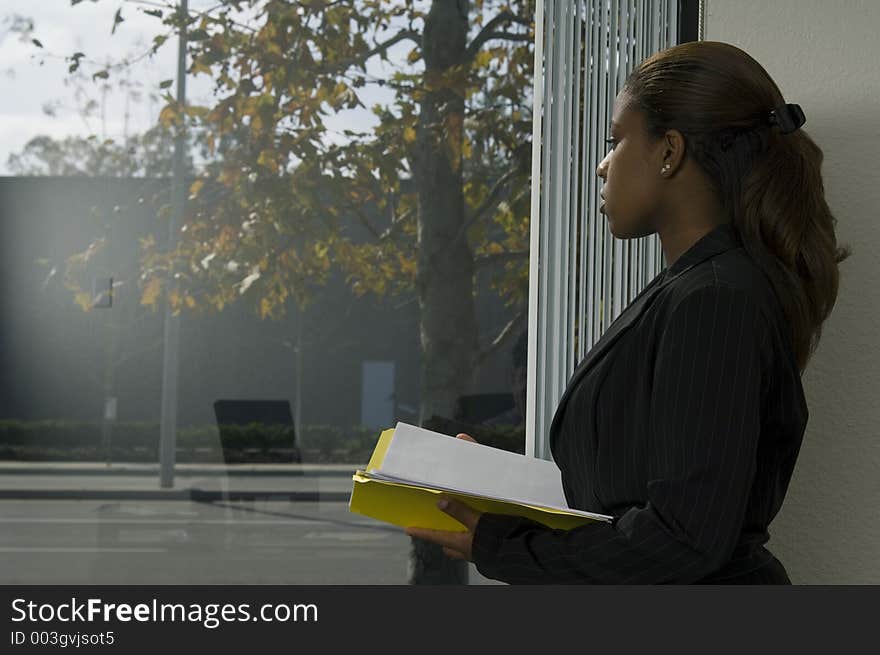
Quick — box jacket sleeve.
[471,284,770,584]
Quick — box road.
[0,499,415,584]
[0,464,501,584]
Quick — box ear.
[660,128,687,174]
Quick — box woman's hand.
[405,495,483,562]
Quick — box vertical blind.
[526,0,684,460]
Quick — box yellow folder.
[349,426,612,532]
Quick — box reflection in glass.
[0,0,533,585]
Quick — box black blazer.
[472,222,808,584]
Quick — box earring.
[661,163,671,174]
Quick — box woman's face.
[596,91,667,238]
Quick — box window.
[0,0,535,585]
[526,0,700,459]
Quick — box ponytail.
[736,127,850,372]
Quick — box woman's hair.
[623,41,850,374]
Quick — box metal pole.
[294,303,303,450]
[525,0,545,459]
[159,0,188,489]
[698,0,705,40]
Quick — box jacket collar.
[547,221,741,451]
[662,221,742,282]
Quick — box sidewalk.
[0,461,363,501]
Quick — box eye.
[605,138,617,151]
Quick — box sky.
[0,0,409,175]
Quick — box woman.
[405,41,850,584]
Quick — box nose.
[596,153,609,179]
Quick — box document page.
[375,422,569,511]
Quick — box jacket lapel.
[547,222,742,449]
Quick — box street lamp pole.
[159,0,188,488]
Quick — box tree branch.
[474,249,529,269]
[349,203,382,240]
[451,164,522,248]
[379,207,413,242]
[465,12,531,60]
[475,310,525,366]
[474,31,532,48]
[326,29,421,75]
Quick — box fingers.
[403,496,481,566]
[405,527,469,552]
[442,546,467,560]
[456,433,478,443]
[437,496,481,532]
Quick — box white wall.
[707,0,880,583]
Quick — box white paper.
[371,422,612,521]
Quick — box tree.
[101,0,535,412]
[62,0,535,583]
[7,127,183,177]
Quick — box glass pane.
[0,0,533,584]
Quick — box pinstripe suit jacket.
[472,222,808,584]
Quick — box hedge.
[0,420,525,463]
[0,420,378,463]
